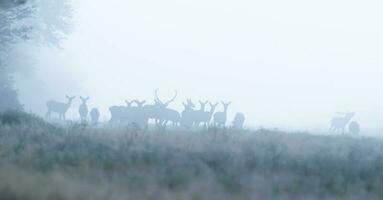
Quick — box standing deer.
[201,102,218,127]
[90,108,100,125]
[131,100,148,128]
[213,101,231,127]
[192,100,208,127]
[141,89,178,127]
[79,96,90,123]
[330,112,355,133]
[109,100,134,123]
[181,99,196,128]
[46,95,75,120]
[154,89,180,127]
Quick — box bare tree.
[0,0,73,111]
[46,95,75,120]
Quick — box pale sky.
[17,0,383,132]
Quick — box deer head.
[79,96,90,104]
[221,101,231,111]
[65,95,76,105]
[199,100,208,111]
[134,100,146,108]
[183,99,195,110]
[125,100,134,107]
[209,102,219,111]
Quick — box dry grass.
[0,111,383,200]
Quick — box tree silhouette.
[0,0,73,111]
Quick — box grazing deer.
[348,121,360,134]
[181,99,196,128]
[213,101,231,127]
[90,108,100,125]
[79,96,90,123]
[232,112,245,129]
[201,102,218,127]
[46,95,75,120]
[330,112,355,133]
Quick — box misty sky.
[16,0,383,131]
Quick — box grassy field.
[0,111,383,200]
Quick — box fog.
[15,0,383,132]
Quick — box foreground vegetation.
[0,111,383,200]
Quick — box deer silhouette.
[90,108,100,125]
[232,112,245,129]
[330,112,355,133]
[131,100,148,128]
[154,89,180,127]
[201,102,218,127]
[213,101,231,127]
[348,121,360,134]
[109,100,135,123]
[46,95,75,120]
[181,99,196,128]
[79,96,90,123]
[192,100,208,127]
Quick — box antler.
[154,89,162,103]
[164,90,177,105]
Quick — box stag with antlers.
[153,89,180,127]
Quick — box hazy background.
[15,0,383,132]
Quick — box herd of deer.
[45,90,246,129]
[45,90,360,133]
